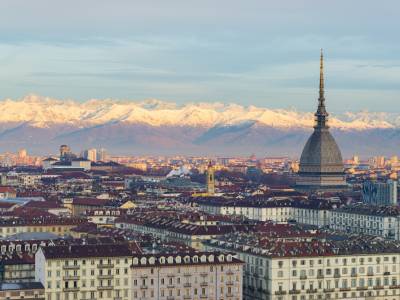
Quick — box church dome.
[299,128,344,174]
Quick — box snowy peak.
[0,94,395,130]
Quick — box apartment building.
[35,241,244,300]
[330,204,400,240]
[116,214,253,250]
[195,197,338,227]
[0,282,45,300]
[35,243,133,300]
[0,217,86,238]
[205,230,400,300]
[131,252,243,300]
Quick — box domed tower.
[296,50,347,192]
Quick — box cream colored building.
[35,243,133,300]
[35,243,243,300]
[0,217,86,238]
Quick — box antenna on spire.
[319,48,324,100]
[315,49,328,129]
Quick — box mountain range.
[0,94,400,157]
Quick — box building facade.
[362,179,397,206]
[205,233,400,300]
[131,252,243,300]
[35,244,133,300]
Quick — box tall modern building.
[83,148,97,162]
[296,51,347,192]
[362,179,397,206]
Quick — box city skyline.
[1,3,400,300]
[0,1,400,112]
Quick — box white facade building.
[205,233,400,300]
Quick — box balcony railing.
[63,287,79,292]
[274,291,287,295]
[97,274,113,279]
[63,275,80,280]
[97,263,114,268]
[97,285,113,290]
[63,265,79,270]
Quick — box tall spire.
[315,49,328,129]
[319,48,324,100]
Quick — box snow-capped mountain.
[0,94,397,129]
[0,94,399,156]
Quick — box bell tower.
[206,161,215,195]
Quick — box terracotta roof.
[41,243,133,259]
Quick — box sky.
[0,0,399,113]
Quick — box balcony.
[63,265,79,270]
[351,273,357,277]
[323,288,334,292]
[226,270,234,275]
[63,275,79,280]
[200,282,208,287]
[226,281,234,286]
[63,287,79,292]
[317,274,324,279]
[97,285,113,290]
[356,287,367,291]
[333,273,341,278]
[289,290,301,294]
[374,286,384,290]
[384,272,391,275]
[274,291,287,295]
[167,297,175,300]
[367,272,374,276]
[183,296,192,299]
[97,274,113,279]
[97,263,114,268]
[339,288,350,292]
[183,283,191,287]
[167,284,175,288]
[140,285,148,289]
[306,289,317,293]
[300,275,307,280]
